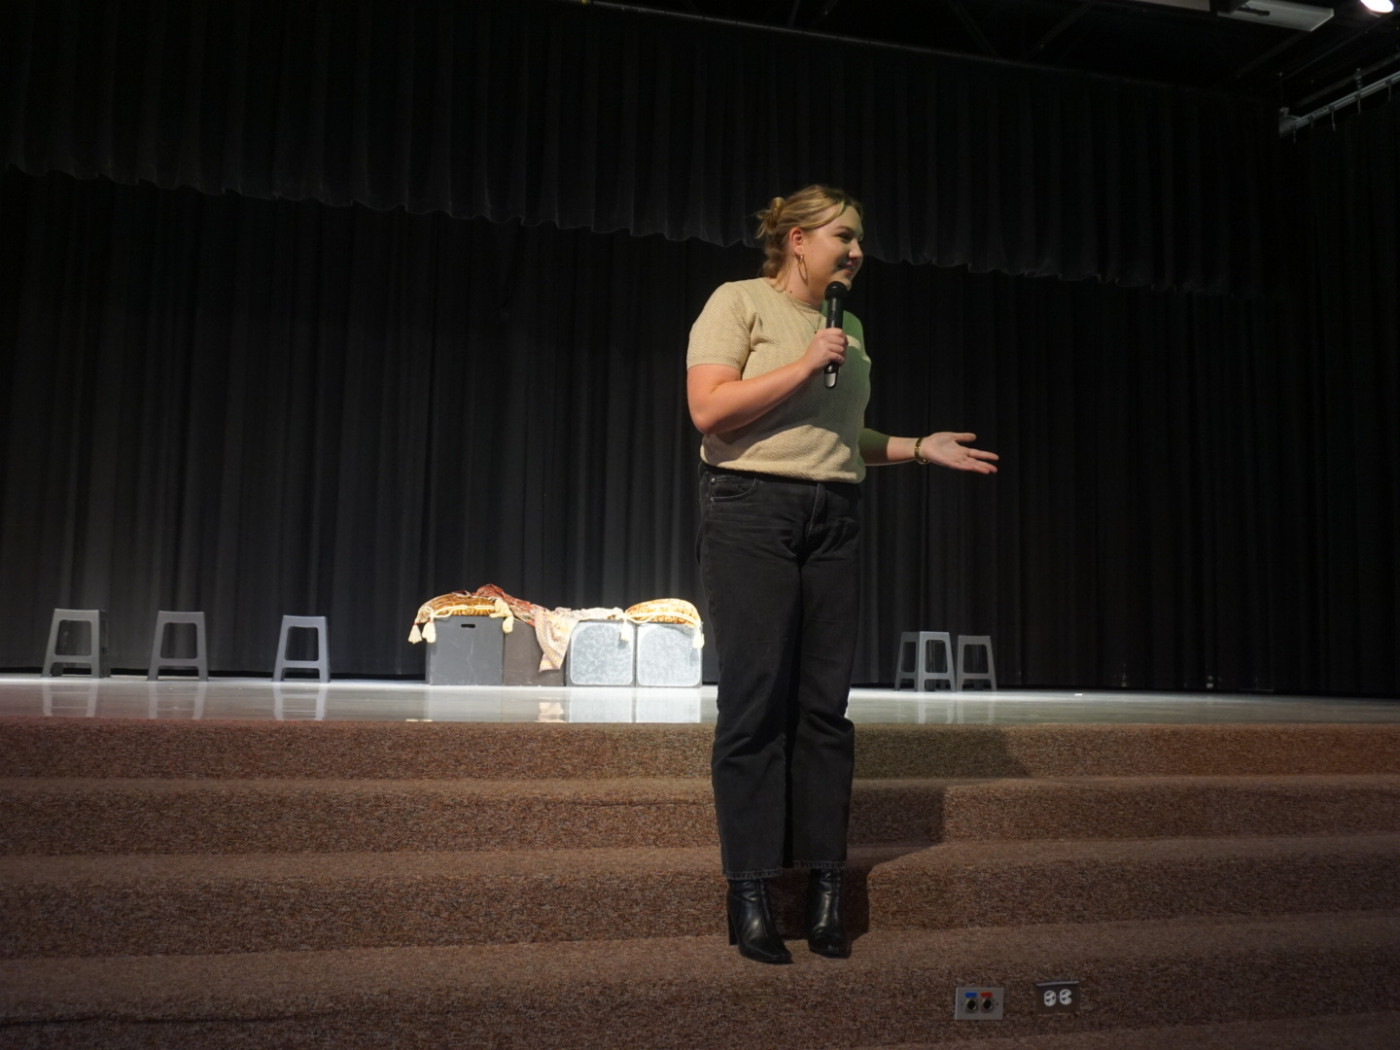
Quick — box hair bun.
[754,195,786,237]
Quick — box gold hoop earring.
[796,254,809,284]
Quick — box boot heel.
[806,869,850,958]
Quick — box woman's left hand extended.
[920,432,999,474]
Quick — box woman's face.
[793,206,864,290]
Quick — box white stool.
[42,609,109,677]
[956,635,997,691]
[147,611,209,680]
[273,616,330,682]
[893,631,954,691]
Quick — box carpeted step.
[0,845,730,958]
[5,774,1399,856]
[867,833,1400,930]
[3,912,1398,1050]
[845,1013,1400,1050]
[935,774,1400,841]
[0,776,942,856]
[5,719,1399,779]
[0,844,898,960]
[5,835,1397,959]
[0,776,721,855]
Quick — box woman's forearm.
[687,362,816,435]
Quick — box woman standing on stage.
[687,185,998,964]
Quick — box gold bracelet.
[912,436,930,465]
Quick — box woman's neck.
[771,269,820,307]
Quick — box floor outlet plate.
[954,986,1005,1020]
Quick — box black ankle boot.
[726,878,791,965]
[806,869,849,958]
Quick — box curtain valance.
[2,0,1276,293]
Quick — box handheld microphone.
[823,281,846,390]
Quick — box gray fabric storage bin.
[425,616,503,685]
[503,625,564,687]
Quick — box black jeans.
[698,465,861,879]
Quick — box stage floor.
[1,674,1398,726]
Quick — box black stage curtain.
[7,161,1390,694]
[1,0,1395,693]
[2,0,1275,294]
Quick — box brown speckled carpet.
[2,717,1399,1049]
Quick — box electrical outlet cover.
[1034,980,1081,1013]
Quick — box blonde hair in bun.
[754,185,863,279]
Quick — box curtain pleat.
[1279,103,1400,695]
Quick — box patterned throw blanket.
[409,585,702,671]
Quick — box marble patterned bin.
[566,621,636,686]
[635,623,702,687]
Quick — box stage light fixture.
[1359,0,1393,13]
[1218,0,1335,30]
